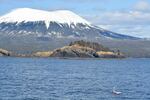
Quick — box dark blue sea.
[0,57,150,100]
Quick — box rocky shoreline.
[0,40,125,58]
[0,49,11,56]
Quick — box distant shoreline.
[1,41,125,59]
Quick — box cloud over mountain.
[87,0,150,38]
[0,0,150,38]
[134,0,150,11]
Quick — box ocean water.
[0,57,150,100]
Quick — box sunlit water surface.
[0,57,150,100]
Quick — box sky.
[0,0,150,38]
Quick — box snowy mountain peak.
[0,8,90,28]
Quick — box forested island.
[0,40,124,58]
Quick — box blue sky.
[0,0,150,38]
[0,0,139,14]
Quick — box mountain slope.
[0,8,138,39]
[0,8,146,57]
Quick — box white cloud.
[99,25,150,38]
[87,11,150,25]
[90,11,150,38]
[84,0,150,38]
[134,0,150,11]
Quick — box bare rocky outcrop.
[33,51,53,57]
[0,49,11,56]
[96,51,125,58]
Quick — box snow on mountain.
[0,8,141,55]
[0,8,139,40]
[0,8,90,28]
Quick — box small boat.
[112,87,122,95]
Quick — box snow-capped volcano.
[0,8,90,28]
[0,8,141,54]
[0,8,138,40]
